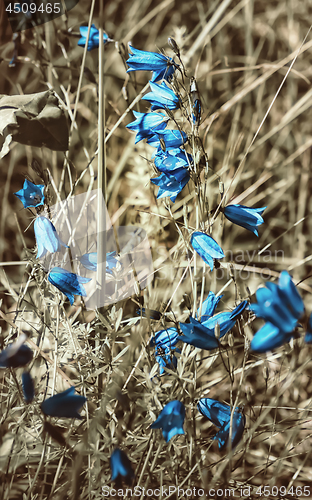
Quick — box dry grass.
[0,0,312,499]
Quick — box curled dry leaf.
[0,90,69,158]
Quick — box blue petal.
[14,180,45,208]
[41,387,86,419]
[191,232,224,271]
[110,448,135,483]
[150,328,179,348]
[250,322,293,352]
[34,217,68,259]
[197,292,223,320]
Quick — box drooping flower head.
[250,271,304,352]
[48,267,91,305]
[198,398,245,450]
[150,328,180,376]
[126,111,168,144]
[78,24,111,51]
[14,180,45,208]
[0,334,33,369]
[34,216,69,259]
[223,204,266,236]
[110,448,135,487]
[142,81,180,111]
[147,129,188,150]
[41,386,87,419]
[151,168,190,203]
[179,301,247,350]
[154,148,192,174]
[191,232,225,271]
[126,46,176,82]
[22,372,35,403]
[150,400,185,442]
[79,251,118,274]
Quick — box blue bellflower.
[250,322,293,353]
[154,148,192,173]
[79,251,118,273]
[0,336,33,368]
[22,372,35,403]
[198,398,245,450]
[126,111,168,144]
[151,168,190,202]
[78,24,111,51]
[151,327,180,376]
[34,216,69,259]
[178,317,220,350]
[223,204,266,236]
[197,291,223,320]
[110,448,135,486]
[191,232,225,271]
[179,301,247,350]
[202,301,248,337]
[48,267,91,305]
[142,81,179,110]
[126,46,176,82]
[250,271,304,352]
[150,328,179,349]
[41,386,87,419]
[150,400,185,442]
[14,180,45,208]
[147,129,187,150]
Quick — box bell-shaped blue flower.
[41,386,87,419]
[304,313,312,344]
[14,180,45,208]
[201,301,248,338]
[250,271,304,336]
[150,327,179,349]
[110,448,135,486]
[126,111,168,144]
[191,232,224,271]
[0,336,33,368]
[198,398,245,450]
[126,46,176,82]
[48,267,91,305]
[178,317,220,350]
[150,327,180,376]
[78,24,111,51]
[154,148,192,173]
[79,251,118,274]
[179,301,247,350]
[223,204,266,236]
[34,216,69,259]
[147,129,187,150]
[142,81,179,110]
[151,168,190,203]
[197,291,223,320]
[150,400,185,442]
[22,372,35,403]
[250,322,294,352]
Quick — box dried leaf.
[0,90,69,158]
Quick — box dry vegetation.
[1,0,312,499]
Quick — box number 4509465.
[6,3,61,14]
[255,486,310,497]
